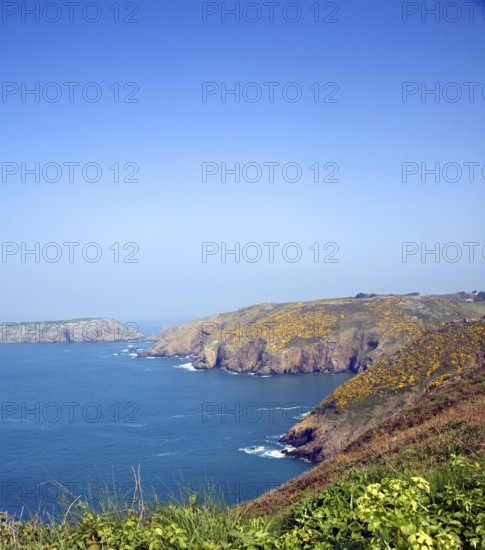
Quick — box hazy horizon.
[2,1,484,322]
[1,286,482,325]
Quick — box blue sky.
[1,1,484,323]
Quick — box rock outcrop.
[191,330,382,375]
[281,319,485,462]
[144,294,485,376]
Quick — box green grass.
[1,455,484,549]
[3,319,485,548]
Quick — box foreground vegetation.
[1,454,484,549]
[3,319,484,549]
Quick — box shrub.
[275,454,485,549]
[1,455,483,549]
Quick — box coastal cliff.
[281,318,485,462]
[145,293,485,375]
[243,326,485,519]
[0,318,143,344]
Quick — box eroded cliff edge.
[144,294,485,375]
[281,318,485,462]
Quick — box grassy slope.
[2,356,483,548]
[2,320,485,548]
[280,318,485,462]
[243,325,485,519]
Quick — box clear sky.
[1,1,484,323]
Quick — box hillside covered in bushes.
[2,319,485,548]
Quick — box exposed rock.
[186,331,382,375]
[281,319,485,462]
[144,294,485,376]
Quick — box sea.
[0,326,353,518]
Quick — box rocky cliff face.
[0,318,143,344]
[144,294,485,376]
[191,330,382,375]
[144,317,383,375]
[281,319,485,462]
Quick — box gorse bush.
[1,455,484,549]
[331,320,485,407]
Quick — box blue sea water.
[0,336,352,517]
